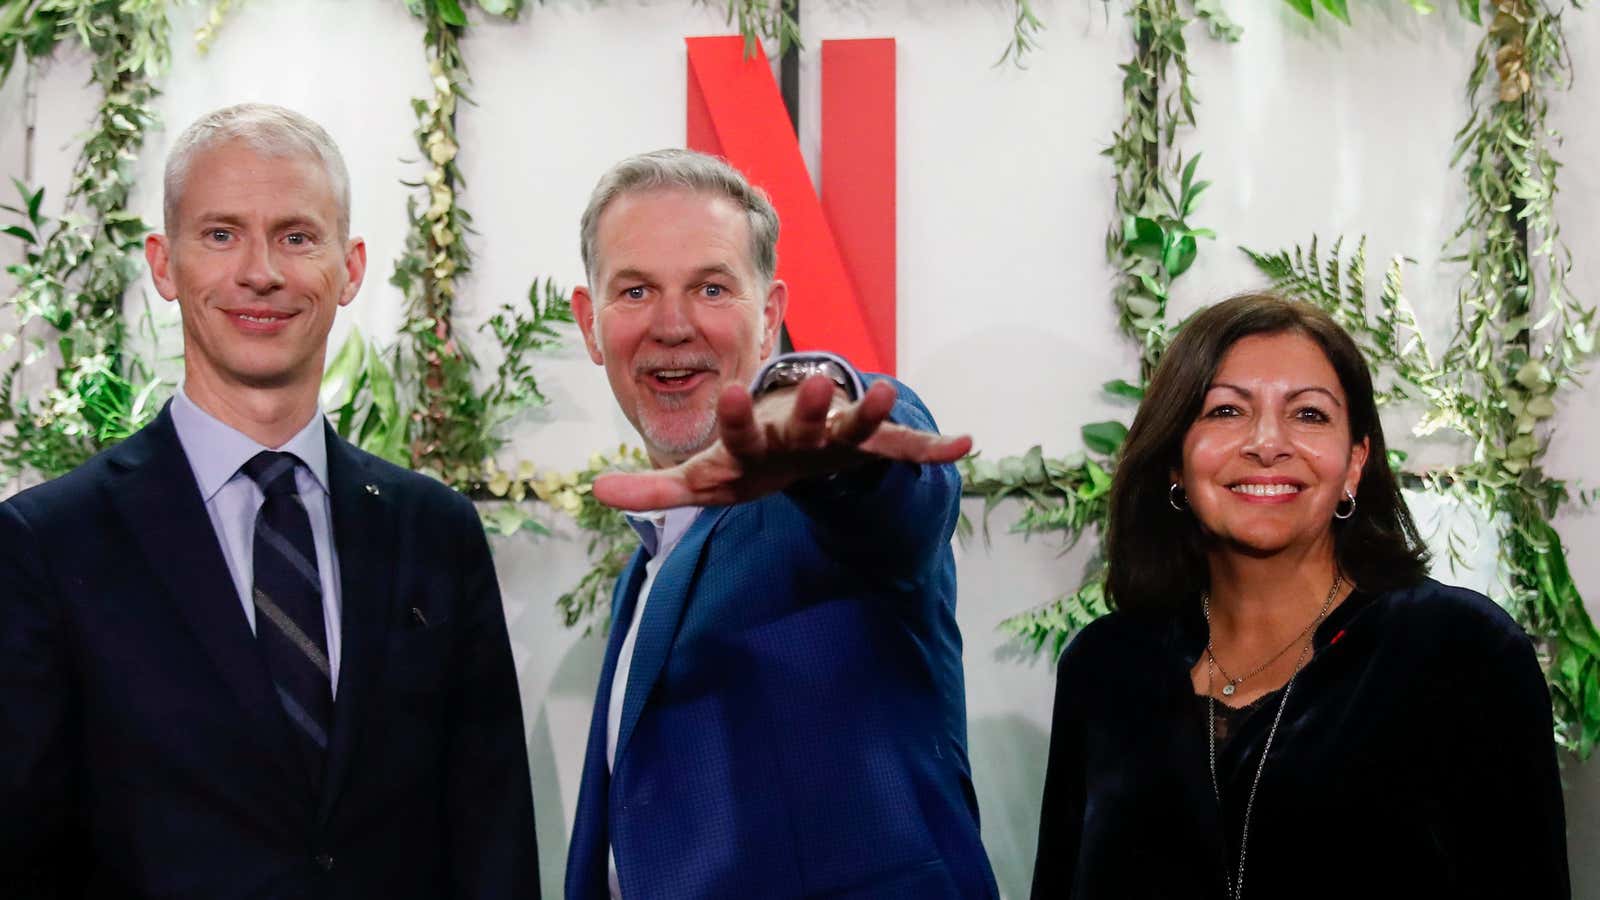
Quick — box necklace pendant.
[1222,683,1236,696]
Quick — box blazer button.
[313,853,335,872]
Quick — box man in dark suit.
[564,149,999,899]
[0,103,539,899]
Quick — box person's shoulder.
[1368,576,1529,654]
[336,441,478,522]
[1057,609,1167,672]
[1,439,127,527]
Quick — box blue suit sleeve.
[0,500,77,897]
[782,374,962,581]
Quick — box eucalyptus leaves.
[0,0,174,482]
[1106,0,1235,384]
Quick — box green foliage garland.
[386,0,642,604]
[708,0,1047,66]
[969,0,1234,653]
[1253,0,1600,755]
[1246,231,1600,756]
[1280,0,1485,25]
[1105,0,1234,383]
[393,0,511,475]
[0,0,173,481]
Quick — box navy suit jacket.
[565,377,998,900]
[0,406,539,899]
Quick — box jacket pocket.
[383,620,453,697]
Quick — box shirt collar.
[170,387,331,501]
[624,506,701,559]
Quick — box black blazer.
[1031,577,1568,900]
[0,406,540,899]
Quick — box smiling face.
[572,186,785,467]
[146,139,365,409]
[1177,331,1369,558]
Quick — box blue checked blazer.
[566,376,999,900]
[0,405,539,899]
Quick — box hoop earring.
[1169,482,1188,512]
[1334,488,1357,520]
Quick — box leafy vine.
[707,0,1047,66]
[1441,0,1595,754]
[0,0,173,482]
[1247,229,1599,756]
[969,0,1235,651]
[394,0,510,476]
[1107,0,1235,382]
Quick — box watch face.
[759,357,856,399]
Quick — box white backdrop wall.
[5,1,1599,896]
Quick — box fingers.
[716,384,764,458]
[784,375,838,450]
[826,379,897,446]
[858,425,974,464]
[591,471,697,512]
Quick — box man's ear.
[338,237,368,307]
[572,285,605,365]
[145,233,178,301]
[759,279,788,360]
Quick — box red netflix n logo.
[686,36,897,376]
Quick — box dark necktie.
[243,450,332,792]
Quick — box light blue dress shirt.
[169,389,344,695]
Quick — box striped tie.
[243,450,331,793]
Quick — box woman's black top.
[1030,577,1569,899]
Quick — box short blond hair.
[163,103,351,237]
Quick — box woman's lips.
[1227,481,1304,503]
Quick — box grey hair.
[579,148,780,286]
[163,103,352,238]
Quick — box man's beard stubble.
[640,388,719,462]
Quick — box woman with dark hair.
[1031,294,1568,899]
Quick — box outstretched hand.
[592,375,972,511]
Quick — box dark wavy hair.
[1105,292,1430,616]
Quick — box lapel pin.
[364,483,380,496]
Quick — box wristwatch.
[751,355,860,402]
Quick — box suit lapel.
[106,407,305,789]
[316,425,399,825]
[611,506,730,768]
[568,549,650,894]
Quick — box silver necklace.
[1203,574,1341,900]
[1203,575,1340,696]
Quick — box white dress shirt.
[607,504,701,899]
[169,389,345,694]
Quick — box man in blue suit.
[565,149,999,899]
[0,104,539,898]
